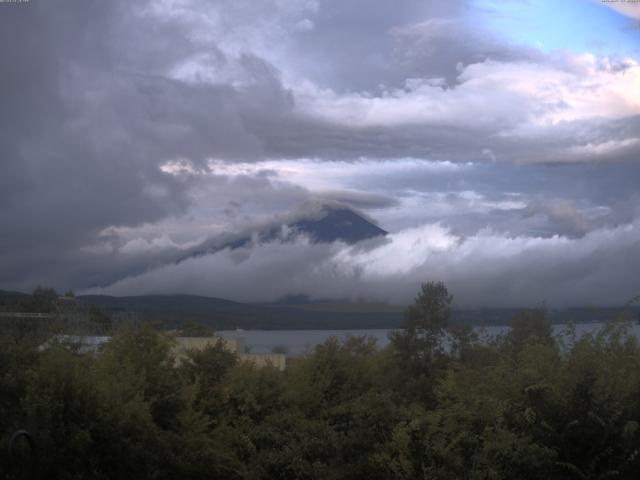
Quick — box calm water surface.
[219,322,640,357]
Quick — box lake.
[219,322,640,357]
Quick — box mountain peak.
[288,205,387,244]
[182,204,388,262]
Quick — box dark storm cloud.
[314,190,399,210]
[283,0,472,91]
[1,0,639,306]
[0,1,187,257]
[0,0,295,289]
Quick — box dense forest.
[2,283,640,479]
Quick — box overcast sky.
[1,0,639,307]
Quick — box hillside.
[4,289,638,330]
[78,294,403,330]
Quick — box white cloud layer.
[604,2,640,20]
[86,220,640,308]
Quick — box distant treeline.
[2,282,640,479]
[2,288,637,331]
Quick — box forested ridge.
[2,288,635,330]
[2,283,640,479]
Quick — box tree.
[506,308,553,355]
[178,320,213,337]
[97,325,184,431]
[179,340,237,421]
[88,304,111,333]
[391,281,453,359]
[388,281,453,404]
[404,281,452,340]
[30,286,58,313]
[448,323,477,362]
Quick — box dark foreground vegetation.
[2,283,640,479]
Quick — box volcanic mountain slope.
[227,204,387,247]
[183,204,389,261]
[284,206,388,243]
